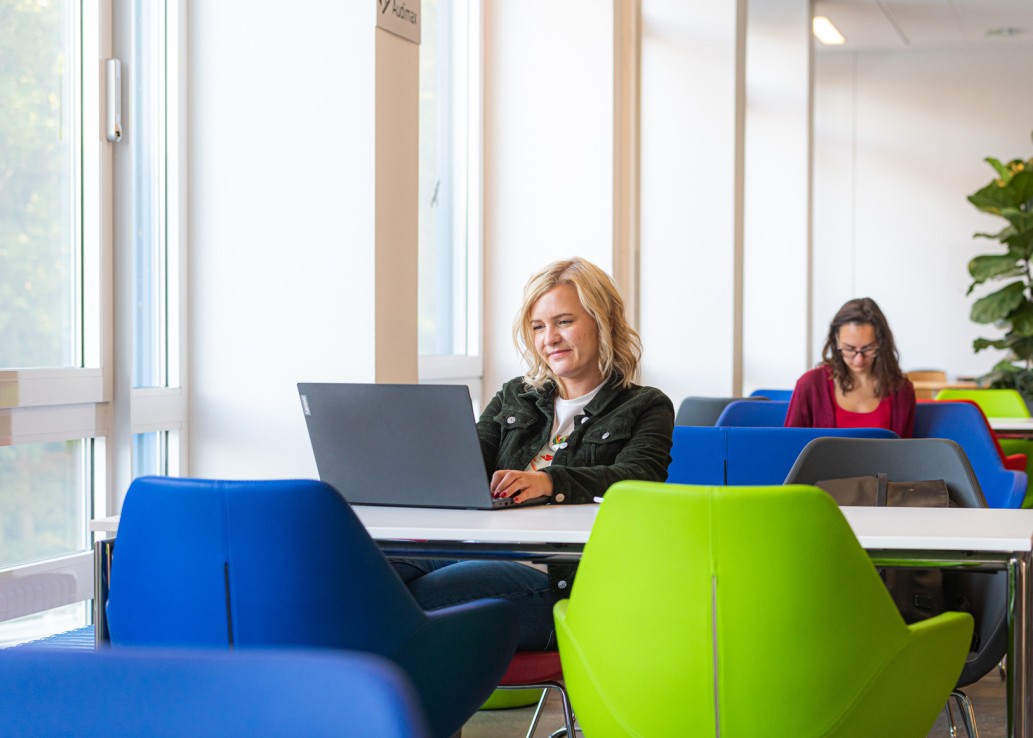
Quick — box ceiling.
[813,0,1033,50]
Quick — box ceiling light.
[813,16,846,46]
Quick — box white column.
[741,0,812,393]
[638,0,746,403]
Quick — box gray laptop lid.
[298,382,497,509]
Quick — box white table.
[989,417,1033,439]
[92,504,1033,737]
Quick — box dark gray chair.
[784,437,1004,738]
[675,396,767,426]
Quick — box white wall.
[182,5,1033,483]
[813,46,1033,380]
[188,3,379,478]
[481,1,614,401]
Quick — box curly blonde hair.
[514,257,641,390]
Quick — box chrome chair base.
[944,689,979,738]
[497,681,575,738]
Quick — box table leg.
[93,538,114,648]
[1008,553,1032,738]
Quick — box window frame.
[0,0,188,631]
[417,0,484,400]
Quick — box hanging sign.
[376,0,421,44]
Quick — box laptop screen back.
[298,383,496,509]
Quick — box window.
[124,0,185,480]
[0,1,98,639]
[0,1,81,371]
[418,0,483,389]
[0,0,185,643]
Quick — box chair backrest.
[914,402,1027,508]
[0,648,430,738]
[668,426,897,486]
[106,476,519,738]
[675,396,766,426]
[748,388,793,401]
[714,399,789,427]
[555,482,970,737]
[936,387,1031,418]
[933,398,1027,470]
[784,436,1008,687]
[106,477,427,651]
[668,426,727,484]
[724,426,897,485]
[784,437,986,507]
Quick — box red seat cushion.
[498,651,563,685]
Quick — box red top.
[784,365,916,438]
[833,385,893,430]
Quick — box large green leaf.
[1003,209,1033,236]
[974,224,1014,242]
[1005,228,1033,260]
[970,281,1027,323]
[985,157,1009,179]
[1007,169,1033,207]
[974,337,1010,352]
[1011,335,1033,361]
[968,254,1022,284]
[1012,301,1033,336]
[968,171,1033,214]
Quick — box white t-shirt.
[525,381,606,473]
[520,380,606,572]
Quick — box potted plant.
[967,133,1033,400]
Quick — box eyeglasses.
[838,345,879,359]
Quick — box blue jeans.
[392,558,558,651]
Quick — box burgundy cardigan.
[784,366,916,438]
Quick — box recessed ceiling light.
[987,26,1024,37]
[813,16,846,46]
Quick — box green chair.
[935,388,1033,508]
[554,481,973,738]
[934,388,1030,418]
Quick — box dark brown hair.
[821,297,906,396]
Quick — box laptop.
[297,382,548,510]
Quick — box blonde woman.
[394,257,674,650]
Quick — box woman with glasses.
[785,297,915,437]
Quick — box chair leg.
[944,700,957,738]
[524,687,549,738]
[950,689,979,738]
[547,681,576,738]
[497,680,576,738]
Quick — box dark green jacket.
[476,376,675,593]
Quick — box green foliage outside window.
[0,0,76,369]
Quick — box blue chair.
[715,400,790,427]
[914,402,1027,508]
[0,647,430,737]
[724,426,897,485]
[106,477,519,738]
[667,426,727,484]
[749,388,794,401]
[668,426,897,486]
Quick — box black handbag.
[815,473,953,624]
